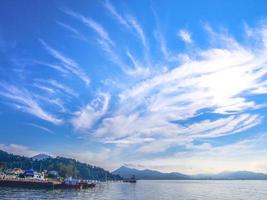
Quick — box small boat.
[80,180,96,188]
[123,175,137,183]
[57,177,96,189]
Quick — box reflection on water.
[1,180,267,200]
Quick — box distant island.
[0,150,122,181]
[113,166,267,180]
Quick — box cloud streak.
[104,0,130,29]
[40,40,90,86]
[0,83,63,125]
[63,9,114,46]
[127,16,149,50]
[25,123,54,134]
[56,21,87,41]
[178,29,193,43]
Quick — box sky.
[0,0,267,174]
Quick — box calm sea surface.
[0,180,267,200]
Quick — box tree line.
[0,150,122,181]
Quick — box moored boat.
[123,175,137,183]
[0,178,61,189]
[0,176,96,189]
[55,177,96,189]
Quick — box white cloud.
[71,92,110,131]
[30,79,78,113]
[178,29,192,43]
[63,9,114,46]
[56,21,87,41]
[104,0,130,29]
[47,80,78,98]
[103,2,153,73]
[128,134,267,174]
[89,24,267,159]
[56,147,120,170]
[25,123,54,134]
[34,61,69,75]
[63,9,152,79]
[40,40,90,86]
[154,31,180,62]
[103,1,149,50]
[96,113,261,154]
[0,83,63,125]
[127,16,149,50]
[33,83,55,94]
[126,50,151,77]
[0,144,39,157]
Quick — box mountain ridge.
[113,166,190,180]
[32,153,52,161]
[113,166,267,180]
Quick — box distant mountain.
[193,171,267,180]
[112,166,190,180]
[0,150,122,181]
[113,166,267,180]
[32,154,51,161]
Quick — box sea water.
[0,180,266,200]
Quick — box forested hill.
[0,150,122,181]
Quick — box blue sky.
[1,0,267,173]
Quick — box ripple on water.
[1,180,267,200]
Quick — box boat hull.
[0,179,59,189]
[0,179,96,189]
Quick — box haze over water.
[1,180,267,200]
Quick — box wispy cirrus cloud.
[154,31,180,62]
[56,21,87,41]
[40,40,90,86]
[50,80,78,98]
[178,29,193,43]
[63,9,114,46]
[63,8,151,78]
[127,16,149,50]
[25,123,54,134]
[103,1,152,74]
[125,50,150,77]
[71,92,110,131]
[103,1,149,50]
[33,83,55,94]
[97,112,261,153]
[62,9,129,74]
[34,60,69,75]
[103,0,130,29]
[0,82,63,125]
[83,24,267,159]
[136,114,262,154]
